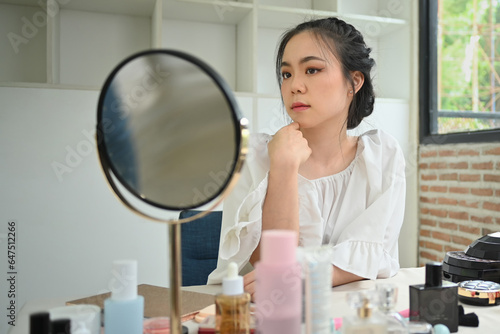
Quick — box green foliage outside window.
[438,0,500,133]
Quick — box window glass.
[437,0,500,134]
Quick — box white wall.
[0,87,169,323]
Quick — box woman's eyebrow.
[281,56,326,67]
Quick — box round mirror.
[96,49,248,334]
[96,49,248,217]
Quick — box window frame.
[419,0,500,145]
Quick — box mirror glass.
[96,50,247,212]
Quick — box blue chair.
[179,210,222,286]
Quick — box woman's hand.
[243,270,256,301]
[268,122,311,172]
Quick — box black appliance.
[442,233,500,284]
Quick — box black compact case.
[410,262,459,333]
[443,233,500,283]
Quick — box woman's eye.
[306,68,321,75]
[282,72,291,79]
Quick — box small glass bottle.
[104,260,144,334]
[376,284,409,334]
[215,262,251,334]
[409,262,458,332]
[342,291,387,334]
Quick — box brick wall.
[418,143,500,265]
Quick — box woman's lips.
[291,102,310,111]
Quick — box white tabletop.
[9,267,499,334]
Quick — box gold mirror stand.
[169,223,182,334]
[96,122,248,334]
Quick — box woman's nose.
[290,75,306,94]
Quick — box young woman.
[207,17,406,299]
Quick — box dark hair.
[276,17,375,129]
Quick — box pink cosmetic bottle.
[254,230,302,334]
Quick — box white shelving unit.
[0,0,412,131]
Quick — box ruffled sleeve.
[207,133,271,284]
[329,129,406,279]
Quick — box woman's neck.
[299,123,358,178]
[300,122,350,160]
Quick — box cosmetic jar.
[49,304,101,334]
[458,280,500,306]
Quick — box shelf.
[257,5,407,36]
[163,0,253,25]
[0,3,47,83]
[259,0,337,12]
[0,1,153,87]
[0,0,157,16]
[0,0,411,102]
[258,5,338,29]
[61,0,156,16]
[162,0,255,93]
[58,9,151,87]
[0,0,39,5]
[339,0,409,20]
[0,81,102,90]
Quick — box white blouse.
[207,129,406,284]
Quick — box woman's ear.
[351,71,364,94]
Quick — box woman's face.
[280,31,353,130]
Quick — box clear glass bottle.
[376,284,409,334]
[342,291,387,334]
[215,262,251,334]
[300,246,333,334]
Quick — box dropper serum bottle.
[215,262,251,334]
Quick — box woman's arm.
[332,265,363,286]
[249,122,311,265]
[249,163,300,265]
[243,265,363,301]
